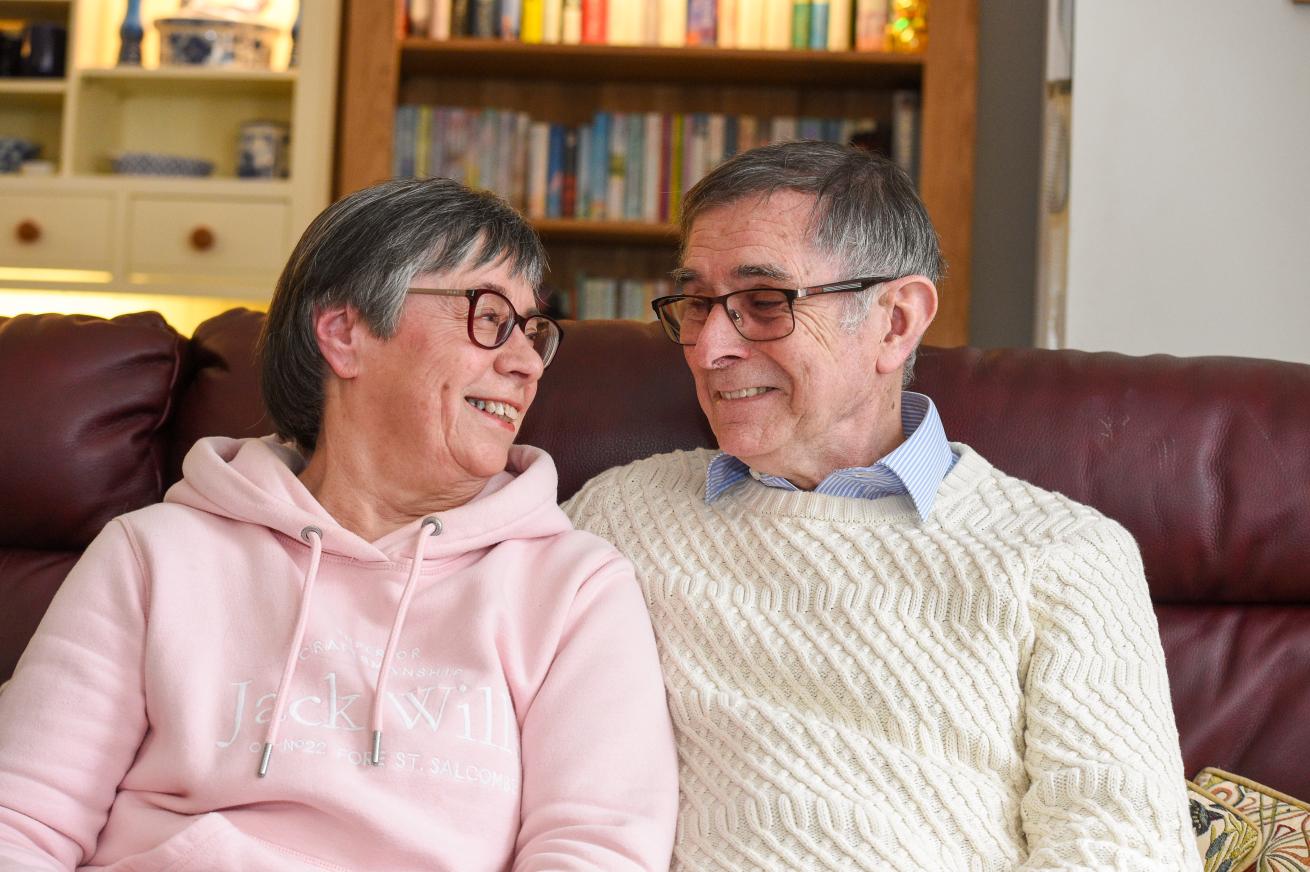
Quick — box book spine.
[451,0,471,35]
[854,0,887,50]
[686,0,715,46]
[607,114,627,220]
[542,0,563,41]
[808,0,828,48]
[826,0,849,50]
[562,126,579,218]
[501,0,523,38]
[642,0,659,45]
[496,109,516,197]
[723,113,739,160]
[410,0,432,35]
[430,0,453,37]
[590,112,610,219]
[790,0,810,49]
[763,0,790,48]
[718,0,737,48]
[706,113,725,170]
[527,121,550,217]
[575,124,592,217]
[415,105,432,177]
[562,0,583,42]
[392,105,410,178]
[658,113,672,223]
[546,123,566,217]
[581,0,606,42]
[522,0,545,41]
[643,112,661,223]
[668,114,684,221]
[472,0,496,36]
[608,0,639,45]
[739,114,757,153]
[657,0,686,45]
[891,89,919,182]
[624,112,643,219]
[510,112,530,210]
[736,0,764,48]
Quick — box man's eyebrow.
[735,264,792,283]
[670,264,794,286]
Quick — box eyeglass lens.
[470,291,560,366]
[661,289,792,343]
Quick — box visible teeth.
[466,397,519,423]
[721,387,770,400]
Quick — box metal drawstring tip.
[370,730,383,765]
[257,743,273,778]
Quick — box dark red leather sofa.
[2,308,1308,800]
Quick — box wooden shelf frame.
[336,0,977,345]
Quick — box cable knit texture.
[563,445,1199,872]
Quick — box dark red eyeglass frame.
[406,287,564,366]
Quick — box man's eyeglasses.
[650,276,897,345]
[407,287,563,367]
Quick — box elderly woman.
[0,178,677,870]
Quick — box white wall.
[1065,1,1310,363]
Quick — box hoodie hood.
[166,434,572,563]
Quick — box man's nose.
[686,302,749,370]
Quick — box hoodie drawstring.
[258,525,325,777]
[369,515,441,765]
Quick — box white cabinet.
[0,0,339,298]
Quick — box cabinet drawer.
[0,194,115,271]
[127,197,290,277]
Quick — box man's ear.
[313,304,368,380]
[874,275,938,376]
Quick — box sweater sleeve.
[1017,519,1200,871]
[512,557,678,872]
[0,520,151,871]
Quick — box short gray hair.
[679,141,943,384]
[259,177,546,453]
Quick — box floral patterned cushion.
[1193,768,1310,872]
[1188,780,1262,872]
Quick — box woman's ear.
[313,304,368,380]
[874,275,938,376]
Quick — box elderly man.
[564,142,1199,871]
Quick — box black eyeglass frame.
[649,275,899,345]
[406,287,564,366]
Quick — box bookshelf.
[336,0,977,345]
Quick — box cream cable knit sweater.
[564,445,1199,872]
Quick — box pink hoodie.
[0,436,677,871]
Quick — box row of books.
[558,276,671,321]
[405,0,921,52]
[392,100,920,223]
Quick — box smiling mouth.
[465,397,520,424]
[716,387,774,400]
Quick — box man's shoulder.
[948,443,1131,550]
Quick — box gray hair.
[679,141,943,385]
[259,177,546,453]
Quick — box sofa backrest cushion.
[0,312,185,551]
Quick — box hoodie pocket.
[88,813,345,872]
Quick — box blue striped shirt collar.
[703,391,957,520]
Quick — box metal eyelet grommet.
[421,516,443,535]
[300,525,323,542]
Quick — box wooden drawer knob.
[189,226,215,251]
[15,219,41,244]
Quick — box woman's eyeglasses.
[407,287,563,367]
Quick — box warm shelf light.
[0,289,265,336]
